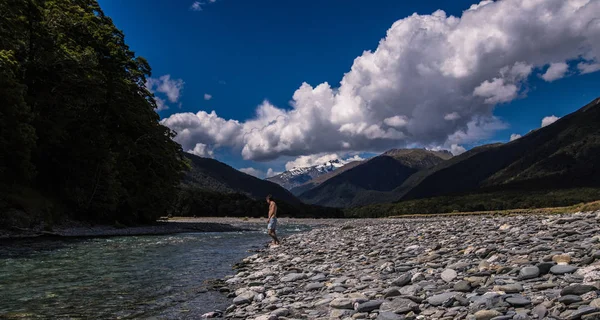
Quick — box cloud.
[155,97,168,111]
[204,93,213,101]
[541,62,569,82]
[541,115,560,128]
[163,0,600,161]
[509,133,522,141]
[239,167,264,178]
[146,75,184,111]
[190,1,202,11]
[444,112,461,121]
[190,0,217,12]
[578,62,600,75]
[188,143,214,158]
[266,168,281,178]
[450,144,466,156]
[285,153,341,171]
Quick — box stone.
[391,273,411,287]
[505,295,531,307]
[568,306,600,320]
[550,265,578,275]
[561,284,597,296]
[376,311,404,320]
[355,300,384,312]
[441,269,458,282]
[559,295,583,305]
[270,308,289,317]
[583,312,600,320]
[233,291,256,305]
[536,262,556,275]
[379,297,418,314]
[330,298,354,309]
[474,309,502,320]
[532,304,548,319]
[455,280,472,292]
[305,282,323,291]
[519,266,540,279]
[493,283,523,293]
[427,292,459,307]
[591,298,600,309]
[383,287,401,298]
[330,308,355,318]
[553,254,572,264]
[280,273,305,282]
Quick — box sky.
[98,0,600,178]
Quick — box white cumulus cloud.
[266,168,281,178]
[541,62,569,82]
[146,75,184,111]
[509,133,522,141]
[239,167,264,178]
[204,93,212,100]
[541,115,560,128]
[188,143,214,158]
[578,62,600,75]
[163,0,600,161]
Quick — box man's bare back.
[266,194,279,245]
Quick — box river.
[0,224,310,319]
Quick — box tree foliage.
[0,0,186,225]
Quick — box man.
[266,194,280,245]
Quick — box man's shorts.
[267,217,277,231]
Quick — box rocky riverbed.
[220,211,600,319]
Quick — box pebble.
[218,211,600,319]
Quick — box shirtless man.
[266,194,280,245]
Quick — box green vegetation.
[171,188,344,218]
[346,188,600,218]
[0,0,186,226]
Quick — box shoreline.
[0,217,339,240]
[219,210,600,319]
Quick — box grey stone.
[454,280,472,292]
[330,298,354,309]
[427,292,459,306]
[505,295,531,307]
[376,311,405,320]
[391,273,411,287]
[441,269,458,282]
[473,309,502,320]
[233,291,255,305]
[305,282,323,291]
[380,297,418,313]
[519,266,540,279]
[559,295,583,305]
[550,265,578,275]
[568,306,600,320]
[270,308,289,317]
[493,283,523,293]
[561,284,597,296]
[280,273,305,282]
[383,287,401,298]
[355,300,384,312]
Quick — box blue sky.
[99,0,600,177]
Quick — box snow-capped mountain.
[266,159,348,190]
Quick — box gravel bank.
[221,211,600,319]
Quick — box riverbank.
[0,217,340,240]
[0,219,245,240]
[220,210,600,319]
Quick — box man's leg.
[268,229,277,244]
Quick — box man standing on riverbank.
[266,195,280,245]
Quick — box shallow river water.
[0,224,310,319]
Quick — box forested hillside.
[0,0,186,226]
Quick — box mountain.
[182,153,300,205]
[266,159,352,190]
[398,97,600,200]
[298,149,453,207]
[290,161,364,196]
